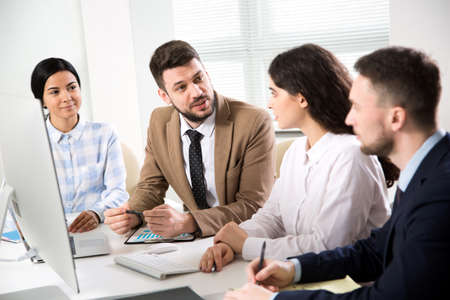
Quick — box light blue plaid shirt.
[46,116,128,222]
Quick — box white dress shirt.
[179,111,219,208]
[398,129,446,191]
[240,132,391,260]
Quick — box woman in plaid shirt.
[30,58,128,233]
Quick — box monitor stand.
[0,181,14,242]
[0,182,43,263]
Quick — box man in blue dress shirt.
[225,46,450,300]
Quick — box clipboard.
[124,227,195,244]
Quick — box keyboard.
[114,252,199,279]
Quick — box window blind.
[172,0,389,112]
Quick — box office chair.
[275,139,294,178]
[120,143,141,196]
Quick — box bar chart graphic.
[126,228,194,244]
[136,229,161,240]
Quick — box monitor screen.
[0,95,79,293]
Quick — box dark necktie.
[186,130,209,209]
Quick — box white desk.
[1,224,361,299]
[0,224,247,299]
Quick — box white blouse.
[240,132,391,260]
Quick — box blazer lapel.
[383,133,450,268]
[383,187,409,267]
[166,110,198,210]
[214,94,233,205]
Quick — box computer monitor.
[0,95,79,293]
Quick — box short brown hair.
[355,46,441,131]
[149,40,201,91]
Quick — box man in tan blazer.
[105,40,275,237]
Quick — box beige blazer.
[129,93,275,236]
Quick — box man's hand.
[68,210,100,233]
[144,204,197,237]
[246,258,295,290]
[224,283,274,300]
[214,221,248,254]
[199,242,235,273]
[104,202,140,235]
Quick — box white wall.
[0,0,92,116]
[129,0,175,143]
[80,0,144,160]
[390,0,450,131]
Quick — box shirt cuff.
[287,258,302,283]
[89,208,104,223]
[242,237,266,260]
[270,292,279,300]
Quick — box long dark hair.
[269,43,399,187]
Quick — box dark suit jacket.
[129,93,275,237]
[277,133,450,300]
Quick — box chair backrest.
[120,143,141,196]
[275,139,294,178]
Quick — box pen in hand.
[256,241,266,285]
[125,209,144,224]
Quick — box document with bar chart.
[125,228,195,244]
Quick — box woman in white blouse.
[199,44,399,272]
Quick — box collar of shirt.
[304,132,333,165]
[179,109,216,139]
[46,115,86,144]
[398,129,446,192]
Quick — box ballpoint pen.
[125,209,144,220]
[256,241,266,285]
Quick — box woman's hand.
[68,210,100,233]
[199,242,235,272]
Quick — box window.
[172,0,389,120]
